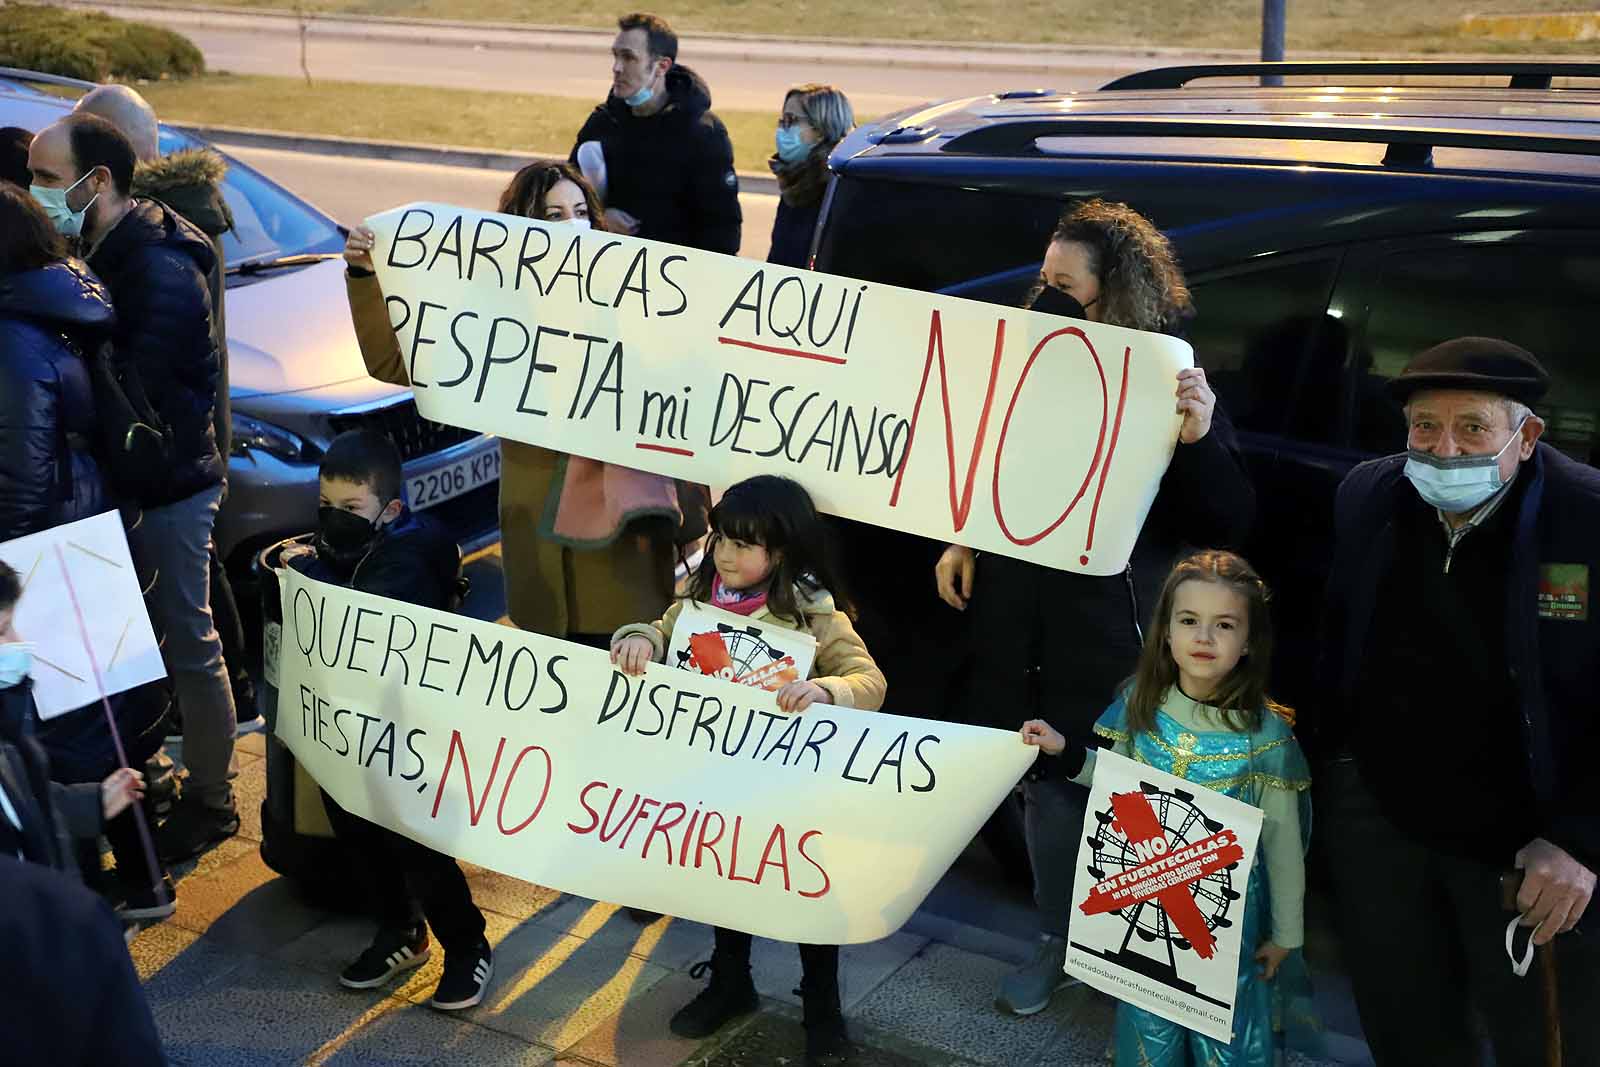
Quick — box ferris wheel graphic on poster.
[1082,780,1243,1000]
[675,622,789,679]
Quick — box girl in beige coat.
[611,474,884,1066]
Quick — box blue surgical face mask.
[623,82,655,108]
[775,125,811,165]
[30,169,99,238]
[1403,417,1526,513]
[0,643,34,688]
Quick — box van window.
[1186,256,1343,443]
[813,176,1063,298]
[1358,241,1600,465]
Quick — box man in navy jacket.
[1320,337,1597,1066]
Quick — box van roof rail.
[940,114,1600,162]
[1101,61,1600,92]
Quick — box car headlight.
[231,413,314,461]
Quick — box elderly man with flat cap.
[1319,337,1598,1065]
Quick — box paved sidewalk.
[130,730,1365,1066]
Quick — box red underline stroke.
[635,443,696,457]
[717,337,847,365]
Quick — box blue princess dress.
[1078,687,1315,1067]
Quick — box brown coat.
[612,586,888,710]
[344,270,673,636]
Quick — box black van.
[810,61,1600,744]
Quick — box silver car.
[1,68,502,577]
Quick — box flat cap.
[1388,336,1549,405]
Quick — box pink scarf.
[711,574,769,616]
[540,454,681,548]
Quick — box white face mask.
[0,643,34,688]
[1403,417,1526,513]
[564,217,592,231]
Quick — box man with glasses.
[1320,337,1598,1065]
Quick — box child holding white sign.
[1021,550,1313,1067]
[611,474,886,1066]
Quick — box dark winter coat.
[87,199,224,507]
[134,149,234,462]
[292,507,462,613]
[0,682,102,877]
[0,259,114,541]
[767,147,832,269]
[1322,443,1600,873]
[0,855,168,1066]
[571,65,742,254]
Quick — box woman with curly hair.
[934,199,1258,1019]
[1027,197,1193,335]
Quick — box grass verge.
[138,73,784,174]
[116,0,1600,54]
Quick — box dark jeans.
[209,545,255,710]
[713,926,838,991]
[103,793,165,892]
[320,790,485,954]
[1023,775,1091,939]
[963,553,1127,940]
[1321,758,1599,1067]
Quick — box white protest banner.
[1065,750,1264,1043]
[365,204,1192,576]
[665,603,817,692]
[0,512,164,720]
[276,569,1036,944]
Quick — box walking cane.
[1501,870,1563,1067]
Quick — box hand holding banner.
[276,569,1036,944]
[364,204,1192,575]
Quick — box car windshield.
[157,127,344,270]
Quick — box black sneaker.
[117,874,178,921]
[669,958,759,1039]
[156,797,240,864]
[339,926,431,990]
[430,939,493,1011]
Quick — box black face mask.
[1029,284,1090,320]
[315,506,381,570]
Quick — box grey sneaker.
[994,934,1071,1015]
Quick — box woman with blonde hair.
[768,83,854,268]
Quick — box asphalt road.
[82,3,1178,117]
[224,143,782,260]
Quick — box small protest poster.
[1064,749,1264,1043]
[276,568,1036,944]
[363,203,1194,576]
[666,603,817,692]
[0,512,165,720]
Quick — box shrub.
[0,4,204,82]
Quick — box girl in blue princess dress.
[1022,549,1312,1067]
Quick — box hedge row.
[0,4,204,82]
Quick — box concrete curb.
[1461,10,1600,41]
[185,121,783,195]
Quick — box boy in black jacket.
[290,430,492,1011]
